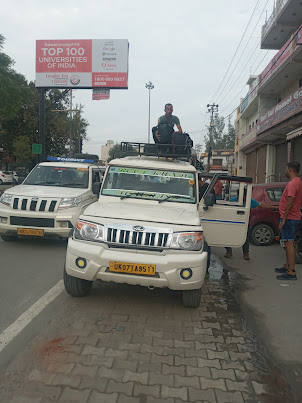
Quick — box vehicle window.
[23,166,89,188]
[3,171,12,175]
[266,187,284,202]
[102,166,196,203]
[92,170,101,183]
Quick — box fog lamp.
[180,268,193,280]
[59,221,69,228]
[0,217,8,224]
[76,258,87,269]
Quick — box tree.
[204,114,235,151]
[108,143,134,162]
[13,136,32,166]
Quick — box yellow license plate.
[109,261,156,275]
[17,228,44,237]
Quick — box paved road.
[0,239,294,402]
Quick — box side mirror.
[204,193,215,207]
[92,182,102,195]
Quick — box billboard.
[36,39,129,89]
[92,88,110,100]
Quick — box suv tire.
[182,288,202,308]
[64,266,93,297]
[1,234,17,242]
[251,224,274,246]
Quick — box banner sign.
[92,88,110,100]
[257,86,302,135]
[238,127,257,151]
[36,39,129,89]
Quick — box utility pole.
[145,81,154,143]
[69,89,73,157]
[206,103,219,172]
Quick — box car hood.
[83,200,200,226]
[4,185,86,198]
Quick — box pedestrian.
[214,179,223,200]
[275,161,302,280]
[224,188,277,260]
[154,103,183,142]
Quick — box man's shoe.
[243,252,250,261]
[275,266,288,273]
[224,250,232,258]
[276,272,297,281]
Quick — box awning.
[287,127,302,141]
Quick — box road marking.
[0,280,64,353]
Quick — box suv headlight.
[0,193,13,207]
[170,232,204,251]
[59,196,82,209]
[74,219,104,242]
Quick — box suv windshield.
[23,165,89,188]
[102,166,196,203]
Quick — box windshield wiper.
[158,195,183,203]
[30,181,59,186]
[120,192,141,200]
[60,183,84,187]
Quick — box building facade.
[101,140,115,162]
[235,0,302,183]
[201,150,235,175]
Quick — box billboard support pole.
[39,88,46,162]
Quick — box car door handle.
[237,211,245,215]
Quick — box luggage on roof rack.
[120,141,192,159]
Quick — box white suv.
[0,157,105,241]
[64,154,252,307]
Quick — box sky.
[1,0,277,155]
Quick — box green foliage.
[13,136,33,165]
[108,143,134,162]
[204,114,235,152]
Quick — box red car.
[249,182,287,246]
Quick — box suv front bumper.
[65,238,208,290]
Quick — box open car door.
[198,174,253,247]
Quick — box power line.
[218,39,262,106]
[216,0,270,104]
[211,0,262,103]
[219,49,270,115]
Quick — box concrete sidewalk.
[212,242,302,396]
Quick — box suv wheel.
[182,288,202,308]
[63,266,93,297]
[251,224,274,246]
[1,234,17,242]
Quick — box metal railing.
[262,0,289,39]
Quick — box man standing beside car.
[275,161,302,281]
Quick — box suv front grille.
[12,197,58,212]
[106,224,172,249]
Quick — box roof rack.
[120,142,192,160]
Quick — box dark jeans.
[225,230,249,254]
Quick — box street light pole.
[206,103,219,172]
[145,81,154,143]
